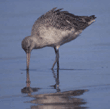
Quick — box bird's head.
[22,36,35,70]
[22,36,35,53]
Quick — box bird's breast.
[36,26,82,47]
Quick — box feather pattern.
[22,8,96,70]
[31,8,96,36]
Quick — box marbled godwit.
[22,8,96,70]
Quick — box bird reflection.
[21,68,88,109]
[50,68,60,92]
[21,70,40,95]
[30,89,88,109]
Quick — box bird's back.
[31,8,96,48]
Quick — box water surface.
[0,0,110,109]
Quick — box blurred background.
[0,0,110,109]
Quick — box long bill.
[26,52,30,70]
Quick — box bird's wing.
[39,8,92,30]
[31,8,95,36]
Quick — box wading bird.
[22,8,96,70]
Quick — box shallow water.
[0,0,110,109]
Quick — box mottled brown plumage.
[22,8,96,70]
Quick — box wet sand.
[0,0,110,109]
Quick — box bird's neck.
[30,36,44,49]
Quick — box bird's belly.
[39,26,82,47]
[60,30,82,45]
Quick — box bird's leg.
[52,47,59,69]
[56,49,59,69]
[51,47,57,69]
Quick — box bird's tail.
[75,15,96,30]
[85,15,96,25]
